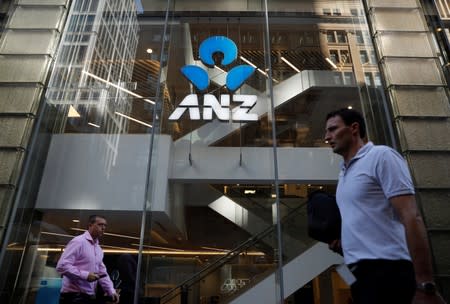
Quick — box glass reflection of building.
[0,1,449,304]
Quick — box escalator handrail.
[159,199,308,303]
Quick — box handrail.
[159,198,308,304]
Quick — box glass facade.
[1,0,437,303]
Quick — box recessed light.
[146,48,153,53]
[88,122,100,128]
[72,219,80,223]
[347,106,353,109]
[68,105,80,118]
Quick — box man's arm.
[56,239,90,281]
[98,261,119,302]
[391,195,447,303]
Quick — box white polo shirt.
[336,142,415,265]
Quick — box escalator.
[156,198,343,304]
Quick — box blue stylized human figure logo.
[181,36,255,92]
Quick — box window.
[374,73,382,86]
[350,9,358,16]
[370,51,377,64]
[330,50,339,63]
[323,8,331,15]
[340,50,351,64]
[336,31,346,43]
[333,8,341,16]
[360,50,369,64]
[364,72,373,86]
[327,31,336,43]
[343,72,354,84]
[355,31,364,44]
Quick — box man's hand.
[87,272,99,282]
[328,239,343,256]
[110,292,120,304]
[413,290,447,304]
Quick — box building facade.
[0,0,449,303]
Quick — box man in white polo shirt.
[325,108,446,304]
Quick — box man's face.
[88,217,107,239]
[325,115,354,155]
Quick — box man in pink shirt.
[56,215,120,304]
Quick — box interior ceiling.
[35,181,335,252]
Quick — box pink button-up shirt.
[56,231,115,295]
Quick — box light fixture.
[115,112,153,128]
[214,65,226,73]
[239,56,257,68]
[68,105,80,118]
[71,227,141,240]
[72,219,80,223]
[271,194,277,198]
[257,68,267,76]
[201,246,230,252]
[244,189,256,194]
[88,122,100,128]
[41,231,73,238]
[146,48,153,53]
[281,56,301,73]
[325,140,329,144]
[82,70,155,105]
[325,57,338,69]
[33,246,265,256]
[347,106,353,109]
[131,243,185,252]
[239,56,278,82]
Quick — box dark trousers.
[349,259,416,304]
[59,292,97,304]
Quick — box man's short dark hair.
[326,108,366,138]
[88,215,106,224]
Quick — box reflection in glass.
[0,1,396,303]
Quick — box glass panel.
[267,0,398,301]
[0,56,51,83]
[0,30,59,54]
[371,8,427,31]
[383,58,444,86]
[8,6,66,30]
[0,1,400,304]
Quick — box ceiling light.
[347,106,353,109]
[88,122,100,128]
[146,48,153,53]
[68,105,80,118]
[244,190,256,194]
[325,57,338,69]
[281,56,301,73]
[257,68,267,76]
[214,65,226,73]
[82,70,155,105]
[72,219,80,223]
[130,243,185,252]
[71,227,141,240]
[41,231,73,238]
[239,56,257,68]
[201,246,230,252]
[115,112,153,128]
[271,194,277,198]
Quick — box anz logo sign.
[168,36,258,122]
